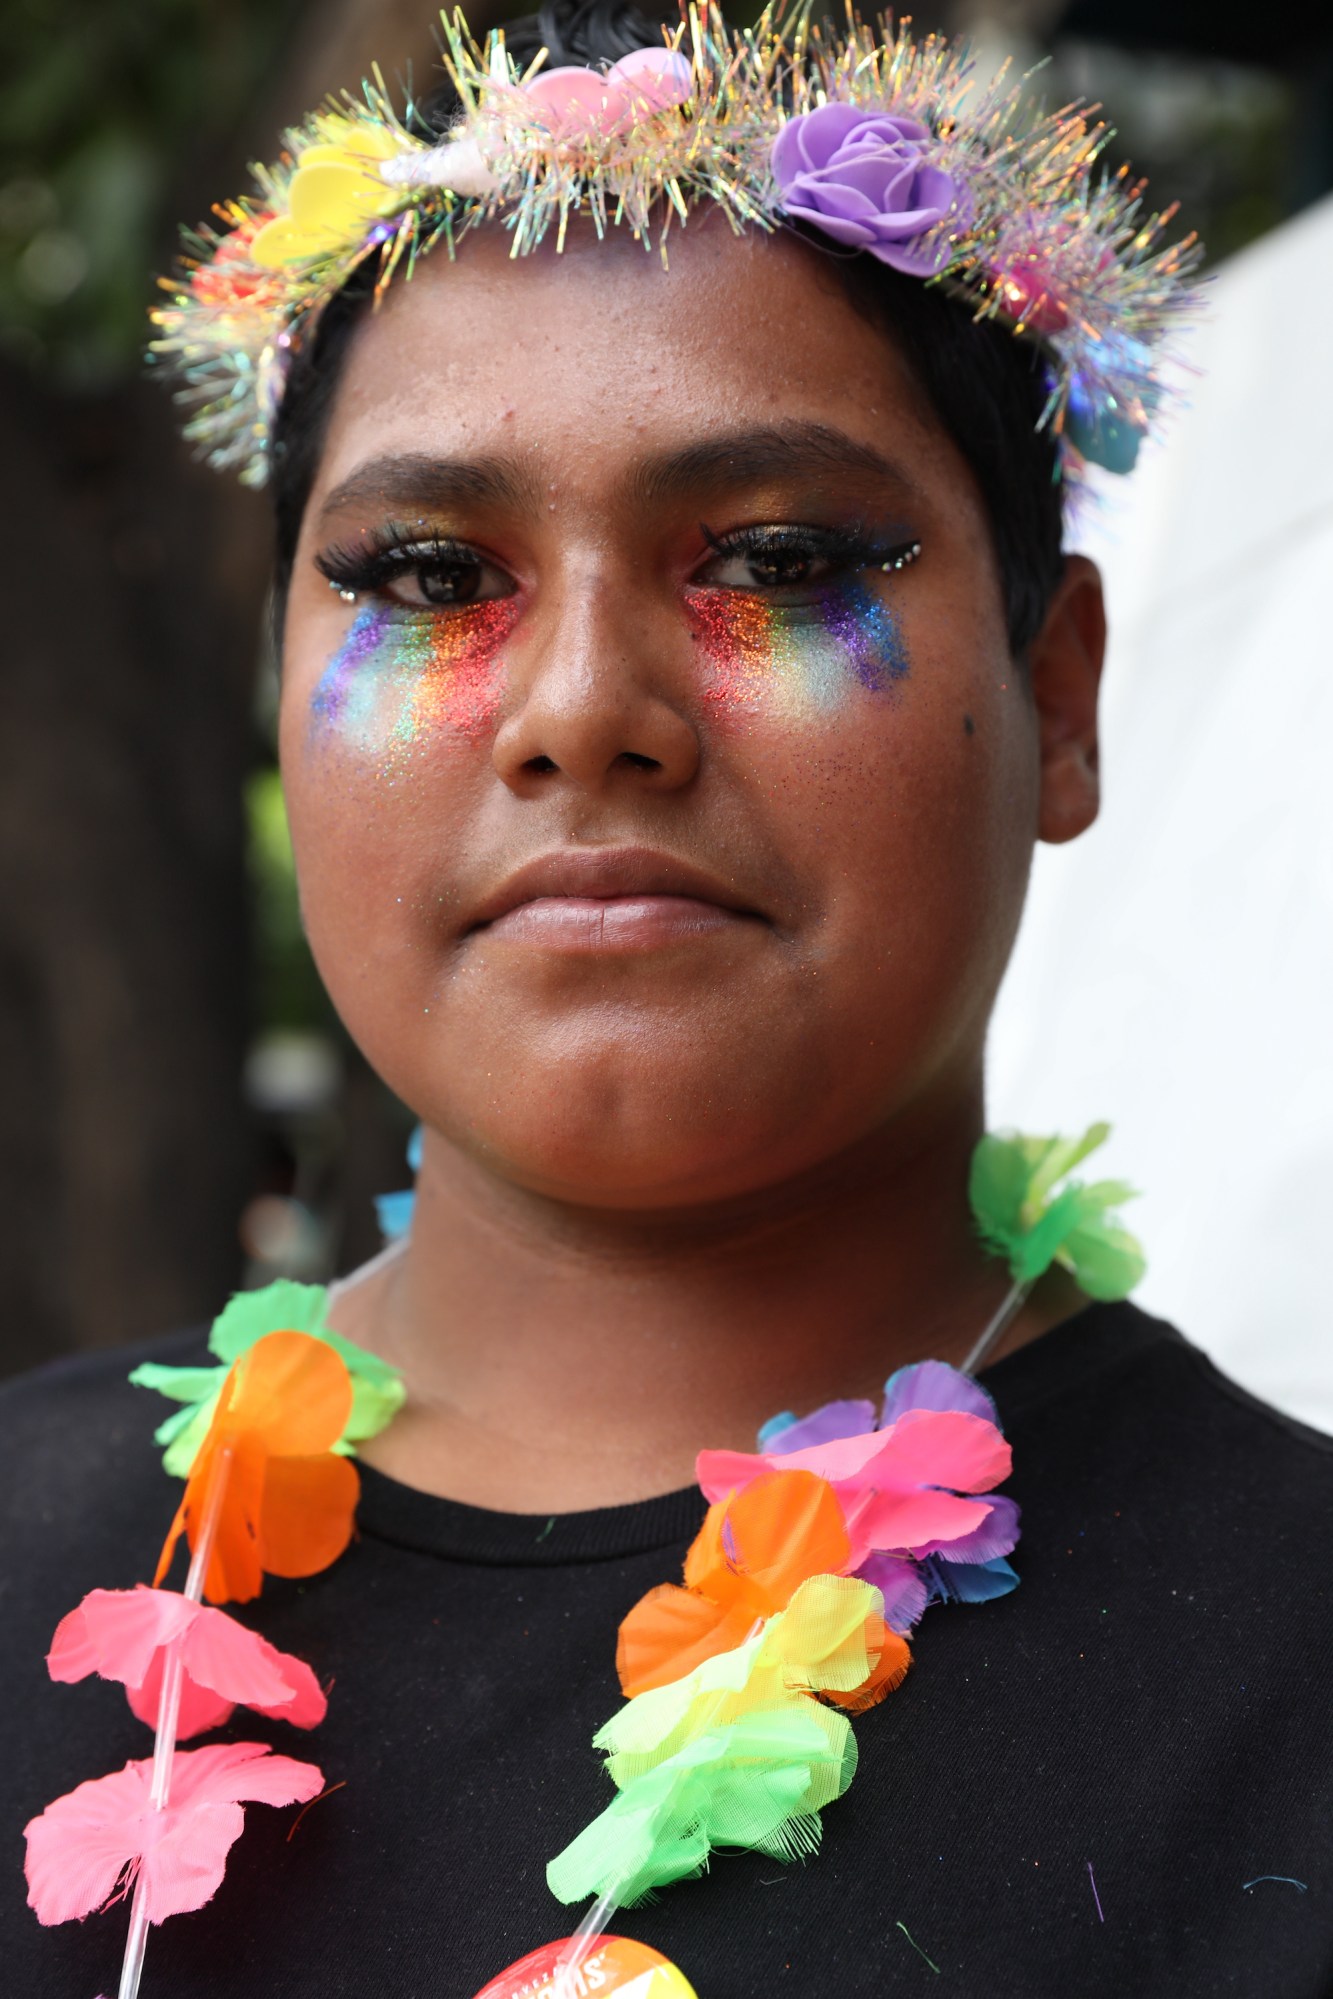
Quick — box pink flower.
[698,1405,1012,1569]
[24,1742,324,1926]
[522,48,693,141]
[48,1586,326,1739]
[748,1362,1021,1633]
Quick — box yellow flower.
[251,117,404,268]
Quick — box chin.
[420,1046,849,1210]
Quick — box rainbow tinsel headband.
[150,3,1202,492]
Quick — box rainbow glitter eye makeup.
[687,524,916,716]
[307,517,914,755]
[310,598,519,762]
[309,525,520,766]
[690,582,910,715]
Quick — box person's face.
[280,220,1100,1208]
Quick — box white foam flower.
[380,135,498,198]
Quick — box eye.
[315,533,517,611]
[383,545,513,609]
[704,542,832,592]
[692,524,918,600]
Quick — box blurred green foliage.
[0,0,301,384]
[247,766,332,1033]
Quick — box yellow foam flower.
[251,118,405,268]
[599,1573,909,1789]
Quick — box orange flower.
[617,1468,852,1697]
[821,1609,911,1713]
[155,1330,358,1605]
[189,212,287,312]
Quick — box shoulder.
[997,1295,1333,1455]
[992,1298,1333,1566]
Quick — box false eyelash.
[314,527,483,596]
[698,520,919,575]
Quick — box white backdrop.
[988,192,1333,1432]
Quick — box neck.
[332,1085,1076,1512]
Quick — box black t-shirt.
[3,1300,1332,1997]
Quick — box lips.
[465,846,764,954]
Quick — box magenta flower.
[771,104,960,276]
[718,1360,1021,1632]
[992,249,1071,335]
[48,1586,326,1739]
[24,1742,324,1926]
[988,219,1117,339]
[700,1403,1010,1563]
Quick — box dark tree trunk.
[0,0,527,1379]
[0,361,266,1373]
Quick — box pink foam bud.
[607,48,694,114]
[523,49,693,140]
[523,65,624,139]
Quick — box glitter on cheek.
[309,606,387,739]
[820,580,911,691]
[308,599,517,767]
[691,580,911,718]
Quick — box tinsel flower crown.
[150,2,1202,492]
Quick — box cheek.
[307,600,517,766]
[281,608,510,1027]
[690,582,910,718]
[703,618,1035,1056]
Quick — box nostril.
[616,752,662,773]
[523,754,558,775]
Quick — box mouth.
[465,846,767,955]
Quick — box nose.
[491,579,700,796]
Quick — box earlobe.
[1030,553,1106,847]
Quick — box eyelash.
[313,521,923,607]
[315,530,498,606]
[694,522,921,594]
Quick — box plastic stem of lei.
[551,1617,766,1996]
[960,1278,1032,1377]
[117,1444,235,1999]
[552,1883,623,1997]
[551,1615,767,1991]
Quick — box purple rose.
[771,104,960,277]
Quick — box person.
[6,4,1332,1994]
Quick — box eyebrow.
[315,421,921,531]
[631,422,923,509]
[316,450,543,526]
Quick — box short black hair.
[270,0,1064,653]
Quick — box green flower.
[130,1279,405,1478]
[969,1123,1146,1300]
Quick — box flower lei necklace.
[22,1125,1144,1998]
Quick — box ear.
[1029,553,1106,846]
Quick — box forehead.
[309,219,963,514]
